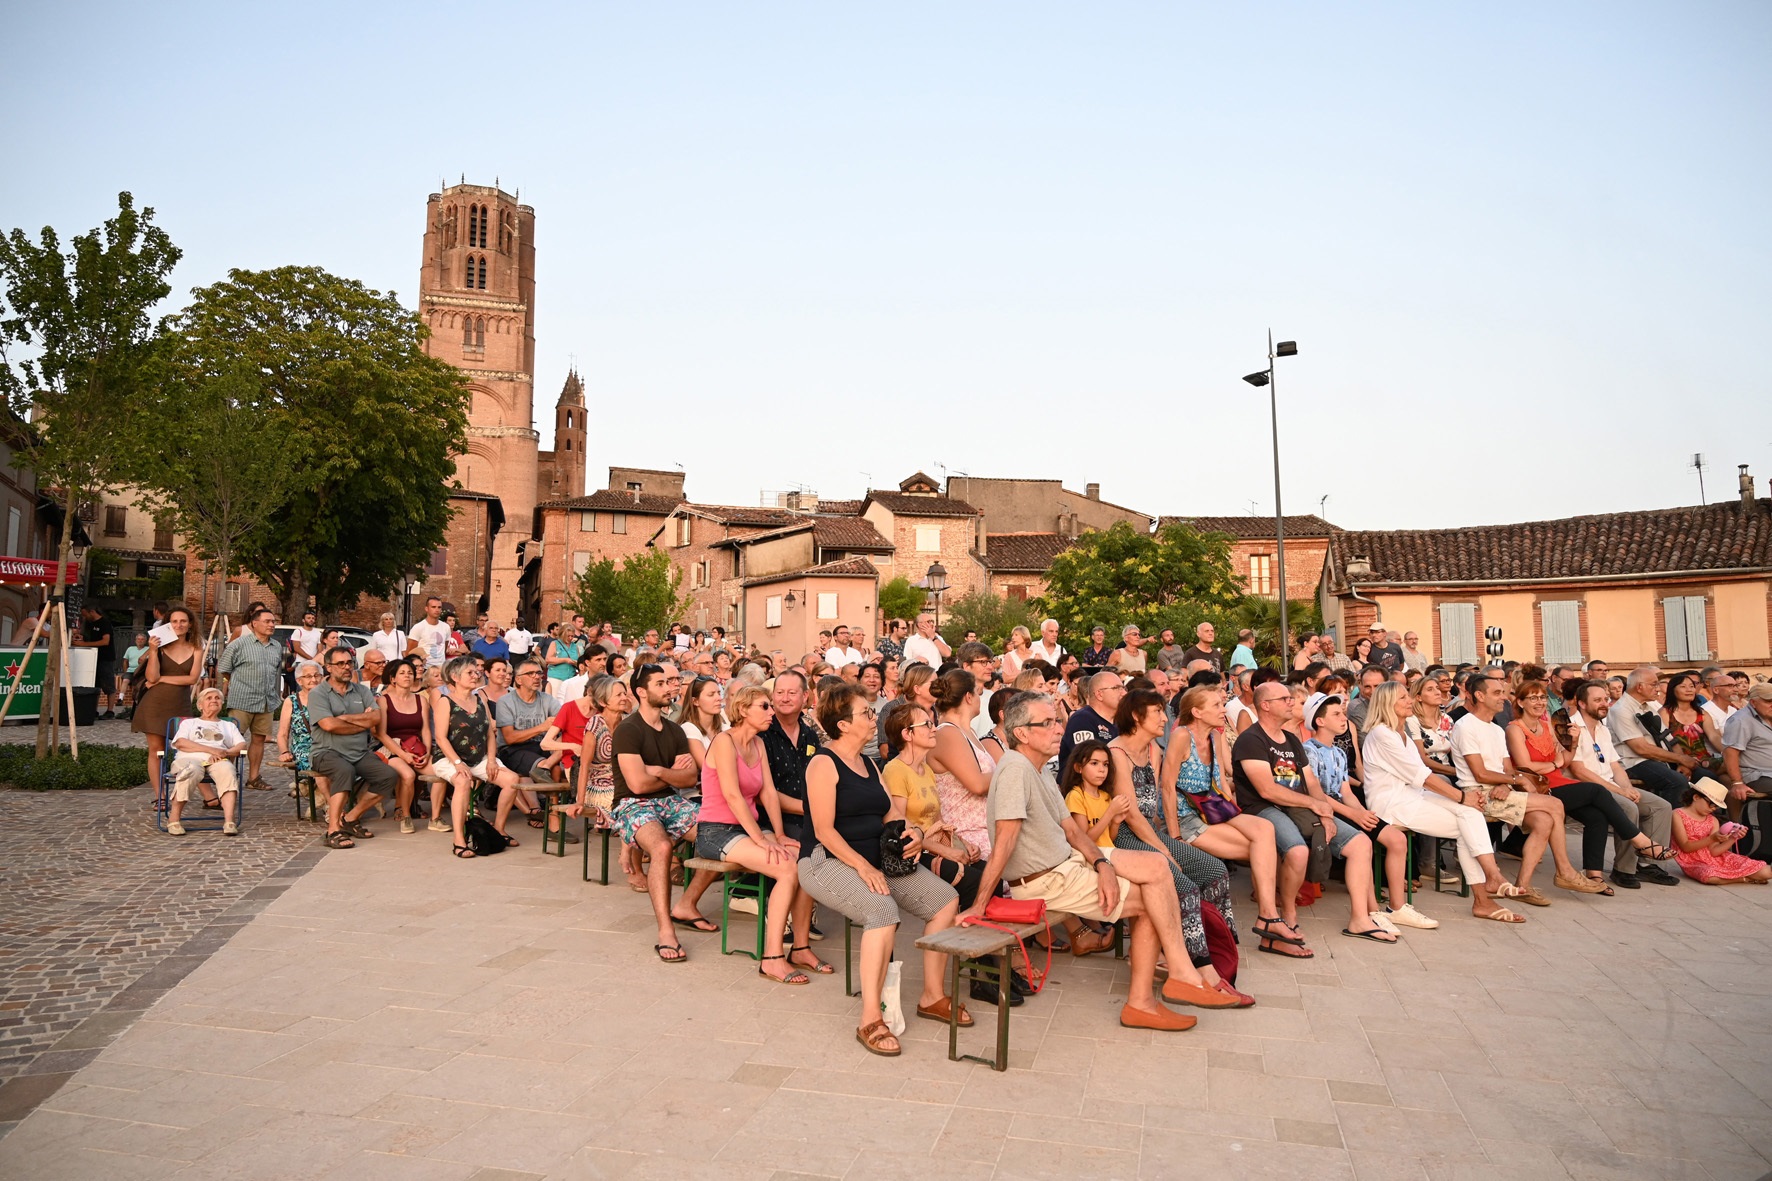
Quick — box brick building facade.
[860,473,986,599]
[1165,514,1334,604]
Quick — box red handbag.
[961,897,1052,993]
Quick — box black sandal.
[323,830,355,849]
[453,844,476,858]
[1585,874,1615,896]
[789,945,835,975]
[345,820,376,839]
[1252,915,1307,946]
[1640,842,1676,861]
[655,943,687,963]
[757,954,810,985]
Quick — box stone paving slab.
[0,720,321,1119]
[1,784,1771,1178]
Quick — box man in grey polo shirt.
[307,645,398,849]
[1723,683,1772,810]
[963,693,1229,1032]
[218,606,284,791]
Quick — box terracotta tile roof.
[744,556,881,587]
[1162,514,1337,539]
[1326,500,1772,590]
[540,489,682,514]
[813,517,892,550]
[681,504,804,528]
[864,490,980,518]
[982,532,1077,572]
[817,499,864,516]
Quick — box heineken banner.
[0,648,52,721]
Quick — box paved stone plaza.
[2,746,1771,1179]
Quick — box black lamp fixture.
[1245,333,1298,662]
[784,590,797,610]
[925,561,949,630]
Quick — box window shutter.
[765,596,782,628]
[1663,597,1689,662]
[1684,597,1709,661]
[1438,603,1476,665]
[1541,601,1581,663]
[817,592,839,620]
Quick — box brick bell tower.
[418,182,537,622]
[538,369,587,504]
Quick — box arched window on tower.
[462,319,473,348]
[463,254,474,288]
[476,256,487,289]
[474,317,485,349]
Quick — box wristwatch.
[1093,856,1113,871]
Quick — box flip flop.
[671,915,720,933]
[655,943,687,963]
[1342,927,1398,944]
[1475,907,1526,923]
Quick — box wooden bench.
[682,857,767,960]
[914,911,1070,1072]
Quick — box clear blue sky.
[7,2,1769,530]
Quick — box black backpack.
[463,815,511,856]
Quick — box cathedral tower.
[538,369,587,504]
[418,182,537,621]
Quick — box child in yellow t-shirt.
[1062,739,1127,849]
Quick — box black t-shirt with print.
[1230,724,1312,816]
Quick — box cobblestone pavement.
[0,719,322,1128]
[0,801,1769,1179]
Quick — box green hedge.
[0,744,149,791]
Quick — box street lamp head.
[1242,371,1270,388]
[1275,341,1298,357]
[925,562,948,593]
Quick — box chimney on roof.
[1085,483,1100,501]
[632,487,641,504]
[1345,555,1372,581]
[1741,465,1755,508]
[976,516,987,557]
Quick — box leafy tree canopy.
[1035,521,1245,648]
[173,266,469,614]
[566,549,690,641]
[877,576,927,624]
[937,591,1037,653]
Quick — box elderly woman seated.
[167,687,248,836]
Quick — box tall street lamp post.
[1243,333,1298,665]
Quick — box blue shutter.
[1663,597,1689,662]
[1684,597,1709,661]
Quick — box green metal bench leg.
[948,952,1012,1071]
[845,918,858,997]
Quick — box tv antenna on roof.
[1691,453,1707,504]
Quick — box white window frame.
[914,525,941,553]
[1541,600,1582,664]
[765,595,783,629]
[611,513,627,535]
[579,510,597,532]
[816,591,839,620]
[1663,595,1709,662]
[1248,553,1273,596]
[572,551,591,575]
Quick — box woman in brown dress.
[134,606,201,798]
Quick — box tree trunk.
[33,488,77,759]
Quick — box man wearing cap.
[1365,624,1405,674]
[1723,683,1772,811]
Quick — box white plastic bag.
[881,960,906,1036]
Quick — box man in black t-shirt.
[611,665,701,962]
[1180,621,1223,676]
[77,607,119,717]
[1365,623,1405,673]
[1231,680,1392,955]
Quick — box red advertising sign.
[0,558,80,585]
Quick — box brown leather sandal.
[855,1019,901,1057]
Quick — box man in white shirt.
[822,624,866,671]
[1028,617,1065,665]
[407,596,452,669]
[504,619,533,657]
[289,610,323,665]
[367,613,407,662]
[901,613,950,668]
[1567,679,1675,888]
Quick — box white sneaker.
[166,821,185,836]
[400,817,416,834]
[222,821,239,836]
[1370,911,1399,936]
[1386,904,1440,929]
[728,896,760,915]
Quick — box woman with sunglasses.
[432,654,525,857]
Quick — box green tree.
[0,193,181,757]
[1035,521,1244,649]
[937,590,1037,652]
[877,576,926,624]
[566,549,690,640]
[128,360,302,630]
[1229,594,1324,668]
[173,267,469,616]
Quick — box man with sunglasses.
[495,658,562,785]
[1566,680,1676,889]
[308,645,398,849]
